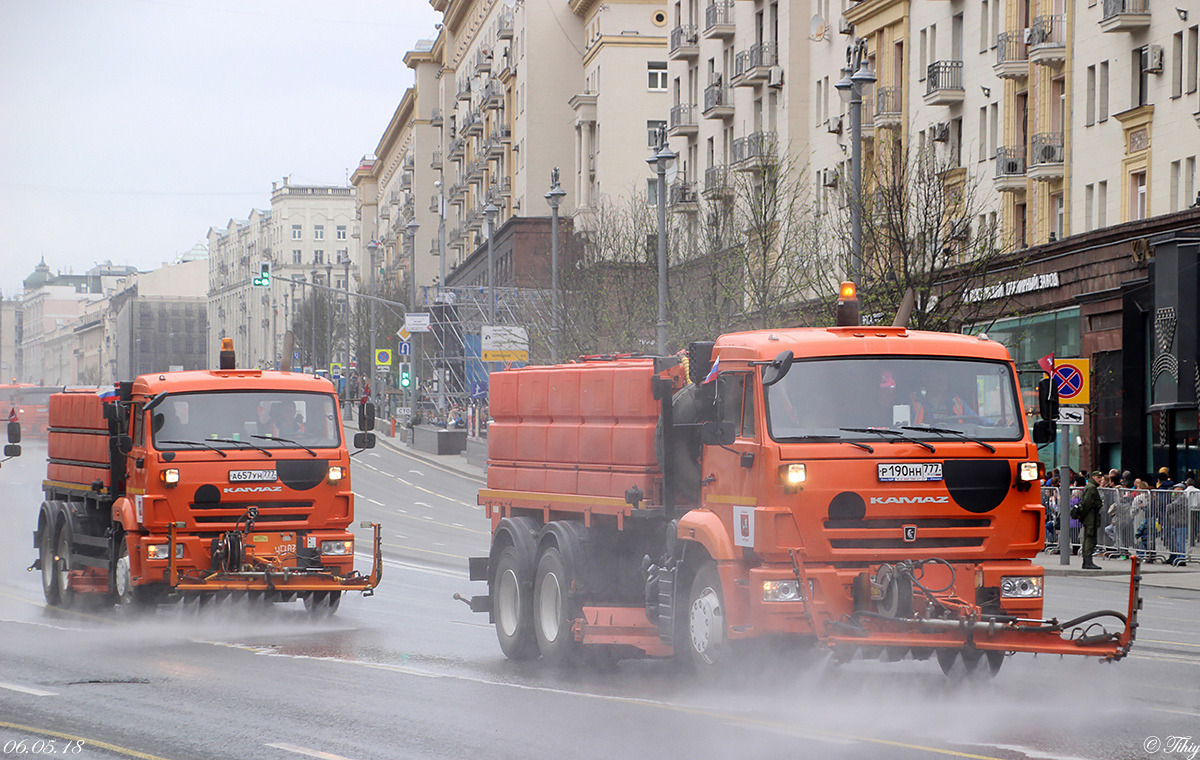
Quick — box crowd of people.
[1043,466,1195,569]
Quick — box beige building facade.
[207,181,357,370]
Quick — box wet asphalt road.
[1,440,1199,760]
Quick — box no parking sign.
[1052,358,1090,406]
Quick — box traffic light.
[399,363,412,389]
[253,261,271,287]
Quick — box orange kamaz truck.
[32,340,381,615]
[466,286,1140,675]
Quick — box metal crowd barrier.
[1041,486,1198,565]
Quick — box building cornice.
[582,34,666,66]
[844,0,908,38]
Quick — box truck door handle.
[701,474,716,485]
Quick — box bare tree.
[822,135,1026,331]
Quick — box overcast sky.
[0,0,440,298]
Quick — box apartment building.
[207,180,356,369]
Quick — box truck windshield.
[150,391,340,451]
[765,357,1024,442]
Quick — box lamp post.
[436,179,447,414]
[485,202,498,326]
[309,268,317,370]
[325,263,333,378]
[366,240,380,408]
[834,38,876,288]
[405,219,420,310]
[646,125,676,356]
[344,255,351,411]
[545,168,566,364]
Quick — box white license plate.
[228,469,278,482]
[877,463,943,482]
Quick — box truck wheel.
[39,515,60,605]
[54,518,75,608]
[687,562,733,674]
[493,545,538,660]
[533,546,580,666]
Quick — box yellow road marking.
[265,742,361,760]
[0,721,173,760]
[1142,638,1200,649]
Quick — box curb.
[376,434,487,484]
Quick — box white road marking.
[365,497,385,506]
[408,469,424,476]
[368,452,381,458]
[265,743,361,760]
[0,682,57,697]
[413,501,434,509]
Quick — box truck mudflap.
[167,521,383,595]
[824,557,1141,663]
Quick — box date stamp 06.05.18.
[2,739,85,755]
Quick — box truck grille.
[823,517,991,551]
[188,501,314,528]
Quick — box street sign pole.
[1059,424,1070,566]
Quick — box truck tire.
[38,510,60,605]
[533,546,580,666]
[54,516,75,608]
[114,539,160,611]
[686,561,733,674]
[493,544,538,660]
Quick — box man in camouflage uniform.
[1080,470,1104,569]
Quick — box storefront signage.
[964,272,1060,303]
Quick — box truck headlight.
[762,579,802,602]
[1000,576,1043,598]
[161,468,180,484]
[779,463,806,486]
[320,539,352,556]
[147,544,184,560]
[1019,462,1041,482]
[327,466,344,483]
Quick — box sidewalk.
[375,431,487,482]
[1034,552,1200,592]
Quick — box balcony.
[704,2,735,39]
[860,96,874,140]
[924,61,964,105]
[465,160,484,182]
[669,180,699,211]
[403,154,414,172]
[431,151,442,169]
[496,52,514,80]
[430,107,443,126]
[669,103,698,135]
[994,31,1029,79]
[702,84,733,119]
[1100,0,1150,32]
[457,79,471,101]
[733,43,776,85]
[482,80,504,109]
[732,131,776,171]
[491,177,512,198]
[463,110,484,136]
[448,137,465,160]
[704,165,732,198]
[1029,15,1066,66]
[875,86,902,129]
[1028,133,1064,182]
[669,25,699,60]
[474,47,492,75]
[400,172,412,191]
[496,10,514,39]
[430,194,440,212]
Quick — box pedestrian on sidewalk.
[1167,483,1189,567]
[1079,470,1104,569]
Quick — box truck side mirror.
[358,402,376,431]
[1032,419,1056,445]
[103,403,118,422]
[3,444,20,458]
[353,432,376,450]
[700,420,737,446]
[1037,377,1058,421]
[117,435,134,455]
[7,420,20,444]
[761,350,794,387]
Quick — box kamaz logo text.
[870,496,950,504]
[223,485,284,493]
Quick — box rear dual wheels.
[533,547,580,666]
[493,545,539,660]
[54,520,75,608]
[39,515,61,605]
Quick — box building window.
[647,178,658,205]
[1051,192,1064,239]
[336,225,347,240]
[1086,65,1096,126]
[1188,26,1198,94]
[1133,48,1149,107]
[292,249,302,264]
[292,225,302,240]
[1131,171,1147,220]
[1085,184,1095,231]
[335,278,346,290]
[648,61,668,91]
[646,120,667,148]
[314,250,324,264]
[1098,181,1108,227]
[337,248,348,263]
[980,0,989,53]
[314,225,324,241]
